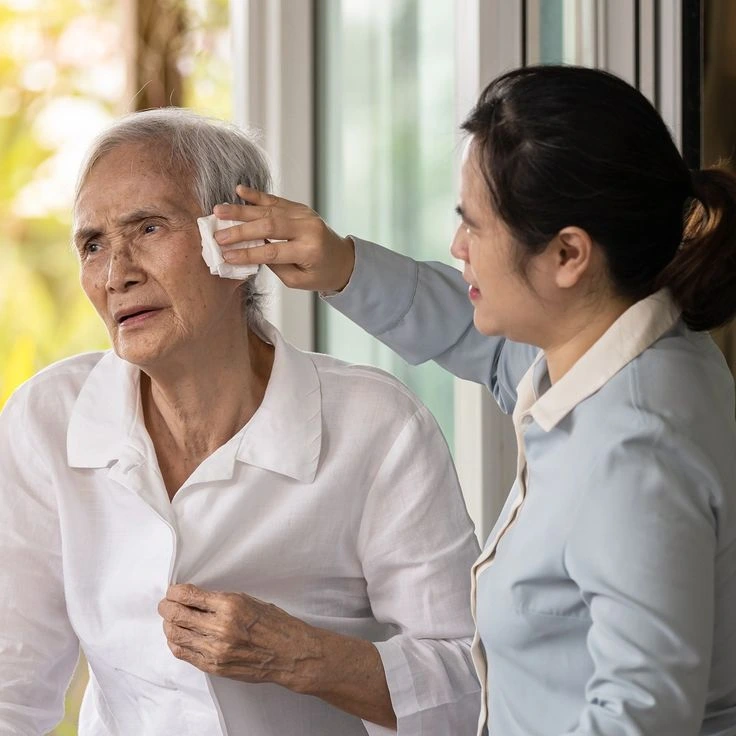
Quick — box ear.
[550,226,594,289]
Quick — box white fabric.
[0,321,481,736]
[196,214,263,279]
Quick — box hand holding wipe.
[197,214,265,279]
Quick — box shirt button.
[521,415,533,427]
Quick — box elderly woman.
[0,109,481,735]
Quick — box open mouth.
[116,308,161,325]
[119,310,149,324]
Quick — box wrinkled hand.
[212,185,356,293]
[158,583,323,693]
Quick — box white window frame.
[231,0,686,543]
[230,0,315,353]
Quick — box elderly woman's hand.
[157,583,323,693]
[212,185,355,293]
[158,583,396,729]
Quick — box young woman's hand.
[213,185,356,293]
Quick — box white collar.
[516,289,681,431]
[67,321,322,483]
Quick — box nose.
[105,245,145,293]
[450,225,469,262]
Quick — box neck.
[543,294,633,384]
[141,327,274,464]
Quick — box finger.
[213,202,284,224]
[214,216,301,247]
[166,583,218,612]
[167,639,240,677]
[158,599,216,632]
[163,620,211,647]
[234,184,303,209]
[268,263,307,286]
[167,640,210,669]
[222,240,302,267]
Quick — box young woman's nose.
[450,226,469,262]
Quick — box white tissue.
[197,214,265,279]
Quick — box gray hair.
[74,107,272,325]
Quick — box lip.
[113,306,164,325]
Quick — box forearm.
[161,586,397,729]
[326,239,538,402]
[297,626,396,730]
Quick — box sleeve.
[0,391,80,735]
[323,237,539,413]
[562,439,717,736]
[356,405,483,735]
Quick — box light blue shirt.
[326,238,736,735]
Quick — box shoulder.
[571,330,736,533]
[585,323,734,449]
[628,322,733,404]
[306,352,454,468]
[2,351,107,426]
[309,350,433,420]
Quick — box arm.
[563,440,717,735]
[326,236,538,412]
[354,404,482,735]
[159,406,482,734]
[211,190,538,413]
[0,391,80,734]
[158,584,397,728]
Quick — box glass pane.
[527,0,598,66]
[315,0,456,448]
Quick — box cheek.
[468,240,495,279]
[79,263,106,305]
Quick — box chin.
[112,335,170,369]
[472,312,503,338]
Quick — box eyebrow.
[455,205,479,230]
[73,208,177,249]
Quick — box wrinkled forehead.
[74,142,199,222]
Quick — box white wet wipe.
[197,214,265,279]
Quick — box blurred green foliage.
[0,0,231,732]
[0,0,117,408]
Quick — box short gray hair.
[75,107,271,325]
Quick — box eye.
[143,222,160,235]
[83,241,101,255]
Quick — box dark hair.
[462,64,736,331]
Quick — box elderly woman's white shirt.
[0,322,480,736]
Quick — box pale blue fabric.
[325,237,736,735]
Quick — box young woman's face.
[450,142,547,343]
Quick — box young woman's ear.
[552,227,594,289]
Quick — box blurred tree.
[0,0,121,407]
[126,0,186,109]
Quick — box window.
[315,0,456,447]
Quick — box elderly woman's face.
[73,143,244,368]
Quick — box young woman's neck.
[542,292,634,384]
